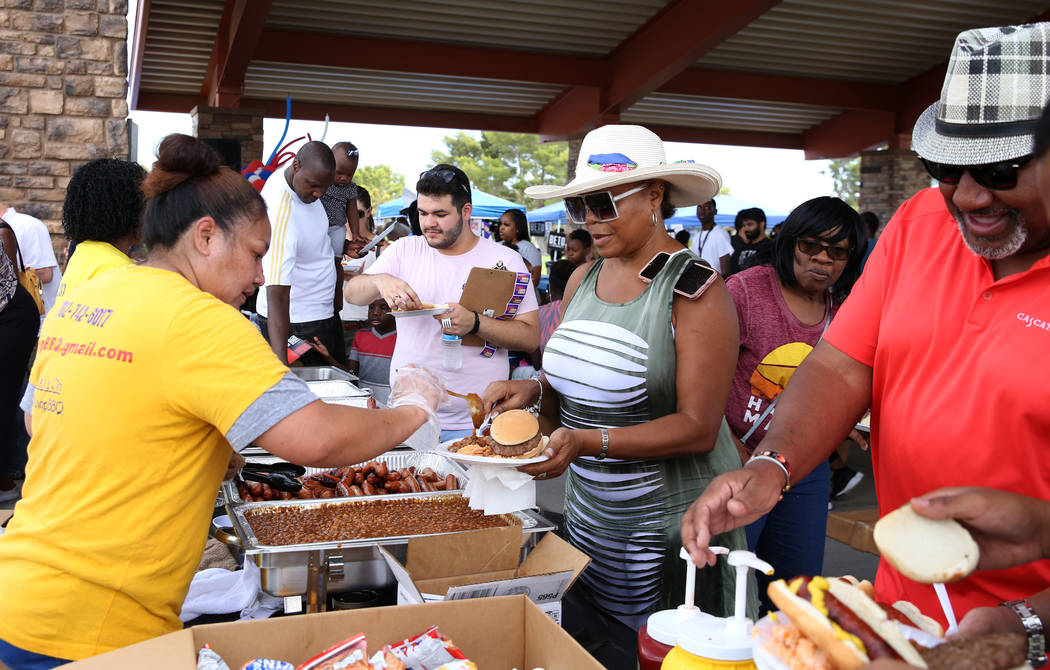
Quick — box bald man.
[256,141,345,365]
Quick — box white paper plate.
[391,304,451,318]
[438,436,549,467]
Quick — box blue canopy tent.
[525,193,788,229]
[666,193,788,228]
[377,189,525,220]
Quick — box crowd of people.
[0,19,1047,670]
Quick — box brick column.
[190,106,265,169]
[0,0,130,262]
[858,148,932,230]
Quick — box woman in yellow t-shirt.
[0,134,445,669]
[55,158,147,300]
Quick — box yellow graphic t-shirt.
[0,264,289,660]
[55,240,132,299]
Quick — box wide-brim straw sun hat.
[913,22,1050,165]
[525,125,721,206]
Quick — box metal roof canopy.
[129,0,1050,159]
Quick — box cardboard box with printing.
[379,526,590,625]
[61,595,601,669]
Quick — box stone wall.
[190,105,264,169]
[858,148,932,231]
[0,0,130,261]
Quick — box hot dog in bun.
[764,576,929,669]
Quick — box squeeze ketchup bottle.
[638,547,717,670]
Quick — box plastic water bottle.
[442,333,462,370]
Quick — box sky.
[128,110,836,216]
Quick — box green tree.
[718,185,732,195]
[823,157,860,208]
[355,164,405,208]
[430,131,568,205]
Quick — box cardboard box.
[62,595,601,669]
[826,506,881,556]
[379,526,590,625]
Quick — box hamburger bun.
[489,410,541,457]
[874,503,979,584]
[891,600,944,638]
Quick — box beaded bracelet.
[746,450,792,495]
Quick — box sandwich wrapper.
[462,465,535,515]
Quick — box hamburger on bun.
[873,503,979,584]
[488,410,543,457]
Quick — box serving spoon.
[448,390,486,435]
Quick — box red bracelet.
[746,450,792,494]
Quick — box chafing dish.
[290,365,358,383]
[224,491,555,610]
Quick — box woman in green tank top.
[482,126,755,669]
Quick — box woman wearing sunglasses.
[722,196,868,614]
[481,125,749,668]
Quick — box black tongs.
[239,462,306,492]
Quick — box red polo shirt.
[825,187,1050,623]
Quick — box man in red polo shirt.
[681,22,1050,658]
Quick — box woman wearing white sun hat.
[482,124,753,666]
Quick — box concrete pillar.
[190,106,265,169]
[0,0,131,262]
[858,147,932,230]
[566,131,586,182]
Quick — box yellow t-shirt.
[55,240,131,300]
[0,264,289,660]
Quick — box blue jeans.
[746,460,831,615]
[0,638,69,670]
[439,428,473,442]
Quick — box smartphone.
[674,260,718,299]
[638,251,671,283]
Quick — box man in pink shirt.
[345,164,539,439]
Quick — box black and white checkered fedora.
[913,22,1050,165]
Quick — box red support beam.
[663,67,896,111]
[201,0,274,107]
[536,86,603,141]
[134,92,539,134]
[646,124,801,150]
[128,0,151,110]
[802,109,895,159]
[257,29,607,88]
[603,0,783,113]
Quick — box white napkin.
[463,464,536,515]
[179,557,282,622]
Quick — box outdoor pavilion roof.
[130,0,1050,159]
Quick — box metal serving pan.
[223,450,469,503]
[226,491,555,597]
[291,365,358,383]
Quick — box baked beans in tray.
[228,491,546,553]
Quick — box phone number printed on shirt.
[56,300,114,328]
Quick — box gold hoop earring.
[651,210,658,226]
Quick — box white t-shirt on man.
[690,225,732,271]
[256,172,336,323]
[3,207,61,313]
[365,235,538,430]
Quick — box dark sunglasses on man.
[564,183,649,224]
[797,238,851,261]
[919,155,1032,191]
[420,168,469,195]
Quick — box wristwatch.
[1000,598,1047,668]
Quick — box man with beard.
[730,207,773,274]
[682,22,1050,655]
[256,141,343,366]
[345,164,539,439]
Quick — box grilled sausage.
[335,482,350,497]
[375,462,389,478]
[349,485,364,496]
[445,474,457,491]
[404,474,421,493]
[421,467,438,482]
[362,480,377,496]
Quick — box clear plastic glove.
[390,364,448,436]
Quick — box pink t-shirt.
[366,235,538,430]
[724,265,836,452]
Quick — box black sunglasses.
[919,155,1032,191]
[797,238,851,261]
[420,168,469,195]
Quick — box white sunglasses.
[564,183,650,224]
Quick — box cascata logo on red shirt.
[1016,312,1050,332]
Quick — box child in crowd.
[312,299,396,403]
